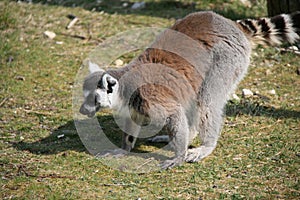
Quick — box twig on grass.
[17,164,76,179]
[101,182,136,187]
[135,157,155,171]
[59,32,103,43]
[0,97,9,107]
[1,162,76,180]
[66,17,79,29]
[60,33,87,40]
[23,109,53,116]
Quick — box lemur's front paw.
[96,149,128,158]
[160,156,185,170]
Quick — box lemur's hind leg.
[185,42,248,163]
[185,71,228,163]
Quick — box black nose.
[79,104,89,115]
[79,104,96,118]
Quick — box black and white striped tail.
[237,11,300,46]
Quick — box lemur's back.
[130,11,251,106]
[171,11,250,51]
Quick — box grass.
[0,0,299,199]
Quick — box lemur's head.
[79,62,118,117]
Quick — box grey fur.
[80,11,299,169]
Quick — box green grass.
[1,0,299,199]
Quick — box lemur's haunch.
[80,11,300,169]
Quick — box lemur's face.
[79,70,118,118]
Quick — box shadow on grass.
[226,100,300,119]
[12,114,166,155]
[13,100,300,155]
[12,120,87,155]
[24,0,255,20]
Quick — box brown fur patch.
[171,12,219,48]
[137,49,203,93]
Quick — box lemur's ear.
[88,61,104,73]
[102,74,117,94]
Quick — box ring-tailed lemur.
[79,11,300,169]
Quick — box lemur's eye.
[106,77,116,94]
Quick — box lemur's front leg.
[96,118,140,158]
[121,118,140,151]
[160,107,189,169]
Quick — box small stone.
[57,134,65,139]
[43,31,56,39]
[265,69,271,75]
[15,75,25,81]
[131,2,146,10]
[231,93,240,101]
[287,45,299,51]
[242,89,253,97]
[268,89,276,95]
[114,59,124,67]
